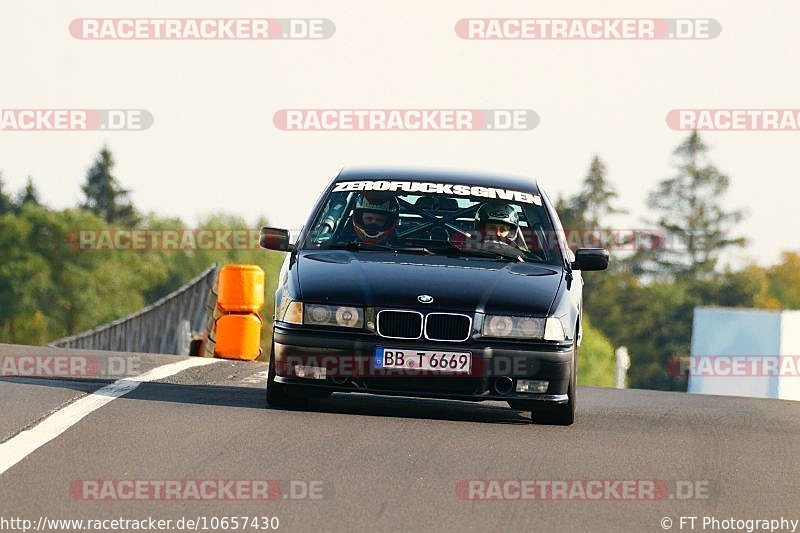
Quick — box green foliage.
[0,205,167,342]
[577,315,615,388]
[762,252,800,309]
[0,173,15,215]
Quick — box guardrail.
[49,265,218,354]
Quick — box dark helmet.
[352,193,400,243]
[475,202,520,239]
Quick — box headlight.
[304,304,364,328]
[482,315,568,341]
[482,315,545,338]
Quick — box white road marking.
[240,370,268,385]
[0,357,219,476]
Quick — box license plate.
[374,348,471,373]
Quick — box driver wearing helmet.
[474,202,527,250]
[352,193,400,244]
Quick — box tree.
[555,155,627,266]
[557,155,626,232]
[81,146,139,226]
[573,155,626,229]
[0,173,13,215]
[16,176,41,209]
[647,131,745,277]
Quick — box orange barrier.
[217,264,265,313]
[214,314,262,361]
[203,264,265,361]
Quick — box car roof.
[334,166,541,194]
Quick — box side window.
[310,193,350,244]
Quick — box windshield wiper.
[324,242,435,255]
[324,239,525,259]
[450,247,525,262]
[325,241,395,252]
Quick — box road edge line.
[0,357,219,476]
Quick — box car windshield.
[302,180,563,266]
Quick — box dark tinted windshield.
[303,179,563,266]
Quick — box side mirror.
[259,227,293,252]
[571,248,609,271]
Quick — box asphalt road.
[1,343,799,533]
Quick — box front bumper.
[272,325,573,404]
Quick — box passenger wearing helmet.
[352,193,400,243]
[474,202,527,250]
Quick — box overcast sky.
[1,0,798,266]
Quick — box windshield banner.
[333,180,542,205]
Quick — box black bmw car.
[260,167,608,425]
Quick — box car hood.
[295,250,563,316]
